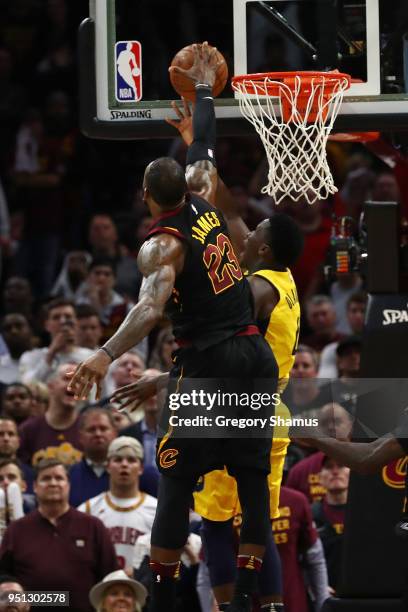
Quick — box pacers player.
[68,44,278,612]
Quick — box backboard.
[79,0,408,139]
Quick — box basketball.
[169,44,228,102]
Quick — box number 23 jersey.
[146,194,255,350]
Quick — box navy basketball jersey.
[146,194,255,350]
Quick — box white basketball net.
[232,73,350,204]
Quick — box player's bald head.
[144,157,187,209]
[320,402,354,440]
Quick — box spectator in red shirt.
[312,456,350,592]
[0,459,118,612]
[18,363,83,466]
[302,296,345,354]
[273,486,329,612]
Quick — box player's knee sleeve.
[259,529,283,596]
[151,475,194,549]
[201,518,237,586]
[235,469,270,545]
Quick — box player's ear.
[258,242,270,258]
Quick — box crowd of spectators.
[1,1,408,611]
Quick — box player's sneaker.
[226,593,251,612]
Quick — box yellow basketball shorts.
[193,401,291,520]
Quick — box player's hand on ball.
[165,98,193,145]
[169,41,224,88]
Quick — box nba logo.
[115,41,142,102]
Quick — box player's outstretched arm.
[169,42,220,206]
[111,371,170,411]
[294,433,404,475]
[167,97,249,256]
[166,98,215,203]
[67,234,184,400]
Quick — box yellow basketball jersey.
[253,268,300,383]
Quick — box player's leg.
[226,337,279,611]
[259,436,289,612]
[149,473,197,612]
[201,518,237,610]
[258,527,284,612]
[224,466,271,612]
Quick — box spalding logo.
[159,449,179,469]
[382,307,408,326]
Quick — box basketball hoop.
[231,71,351,204]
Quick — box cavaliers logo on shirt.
[159,449,179,469]
[382,457,408,489]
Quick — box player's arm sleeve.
[186,85,216,168]
[303,538,330,611]
[185,85,218,206]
